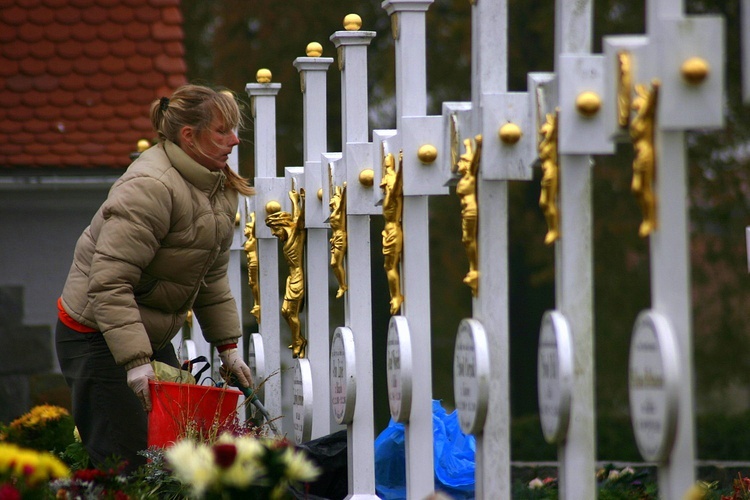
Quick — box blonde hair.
[150,84,254,196]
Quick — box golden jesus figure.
[538,112,560,245]
[329,182,348,298]
[243,210,260,323]
[456,135,482,296]
[630,80,659,238]
[266,188,307,358]
[380,152,404,315]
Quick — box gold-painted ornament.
[499,122,522,144]
[681,57,709,85]
[256,68,272,83]
[417,144,438,163]
[575,91,602,117]
[306,42,323,57]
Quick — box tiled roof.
[0,0,187,169]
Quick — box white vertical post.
[294,47,336,439]
[381,1,436,497]
[652,131,693,498]
[245,77,285,432]
[330,21,379,500]
[599,1,723,496]
[553,1,596,498]
[471,1,511,498]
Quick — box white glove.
[127,363,155,412]
[219,348,252,388]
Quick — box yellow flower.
[9,405,69,431]
[0,442,70,484]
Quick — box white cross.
[379,1,448,497]
[293,46,337,440]
[602,1,724,497]
[328,18,381,499]
[245,73,287,433]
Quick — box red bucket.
[147,380,242,447]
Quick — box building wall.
[0,184,113,330]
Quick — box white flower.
[280,447,321,482]
[220,436,263,489]
[166,440,218,498]
[620,466,635,476]
[608,470,620,480]
[528,478,544,489]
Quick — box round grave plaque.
[247,333,265,401]
[536,310,574,444]
[453,318,490,435]
[330,326,356,425]
[386,315,413,422]
[629,310,680,462]
[293,358,313,444]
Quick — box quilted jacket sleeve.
[88,176,173,368]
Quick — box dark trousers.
[55,320,178,472]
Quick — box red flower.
[213,443,238,469]
[73,469,104,482]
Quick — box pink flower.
[0,483,21,500]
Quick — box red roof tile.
[1,0,187,169]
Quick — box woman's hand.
[126,363,155,412]
[219,348,253,388]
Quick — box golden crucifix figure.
[630,79,660,238]
[329,178,348,299]
[538,111,560,245]
[243,205,260,324]
[617,51,633,129]
[266,186,307,358]
[380,151,404,315]
[456,134,482,296]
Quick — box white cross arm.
[305,160,329,229]
[528,72,557,148]
[602,35,649,142]
[656,16,724,130]
[285,167,304,194]
[345,142,381,215]
[254,176,288,239]
[558,55,615,156]
[481,92,536,180]
[371,129,398,206]
[319,152,343,222]
[401,115,449,196]
[441,102,472,186]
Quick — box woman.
[56,84,254,471]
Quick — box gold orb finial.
[306,42,323,57]
[417,144,438,163]
[681,57,709,85]
[256,68,272,84]
[575,91,602,117]
[136,139,151,152]
[265,200,281,214]
[499,122,522,144]
[344,14,362,31]
[359,168,374,186]
[317,188,323,200]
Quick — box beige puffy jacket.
[60,141,241,369]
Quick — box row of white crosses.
[239,2,728,500]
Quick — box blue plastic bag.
[374,400,476,499]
